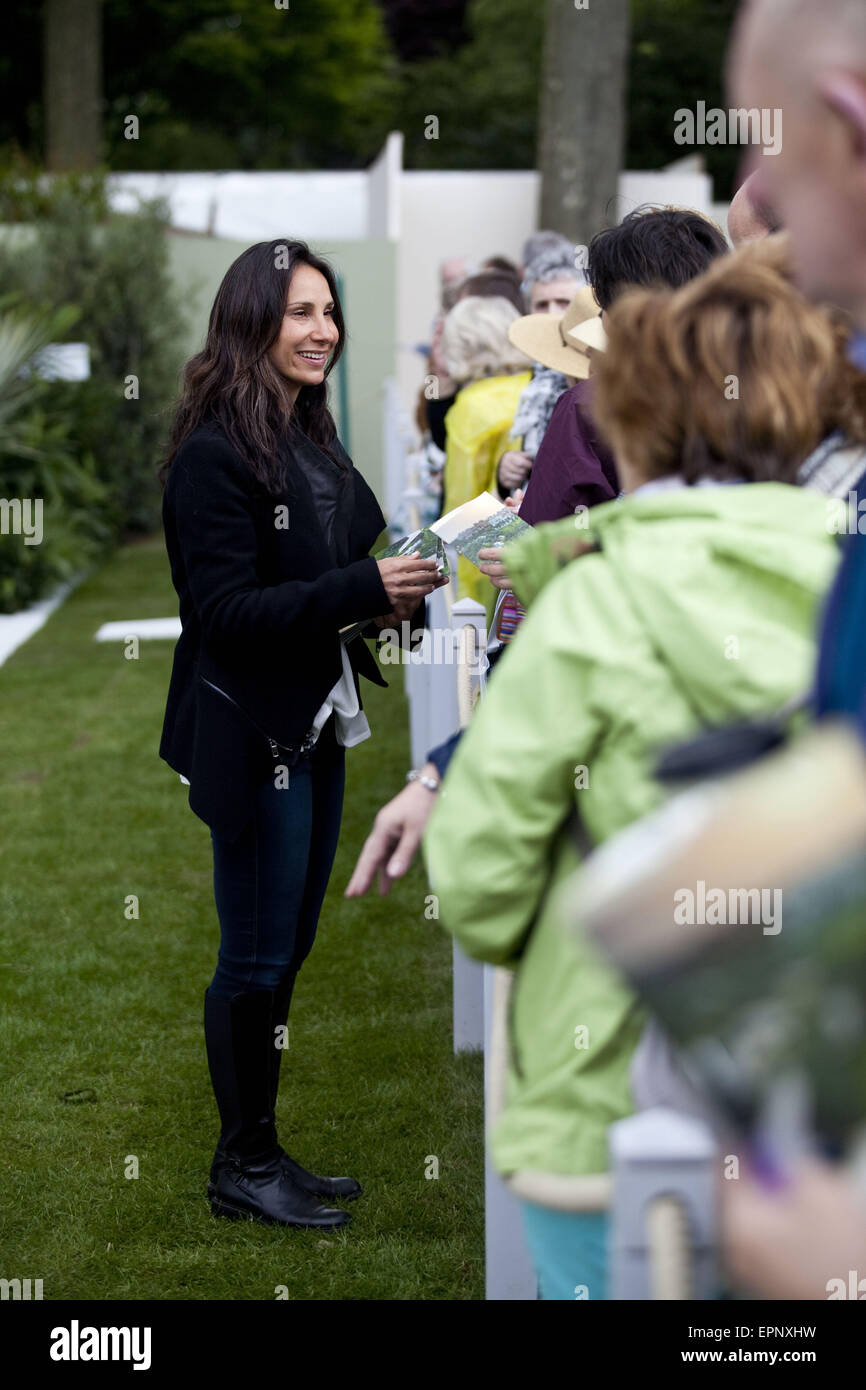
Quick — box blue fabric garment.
[518,1201,610,1300]
[815,333,866,735]
[427,730,462,780]
[848,331,866,373]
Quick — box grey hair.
[522,245,586,294]
[522,230,574,266]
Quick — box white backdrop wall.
[396,166,717,428]
[109,148,722,495]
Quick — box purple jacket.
[520,378,619,526]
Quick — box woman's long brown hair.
[159,239,346,493]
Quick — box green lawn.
[0,535,484,1301]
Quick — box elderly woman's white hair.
[522,245,587,295]
[439,295,529,386]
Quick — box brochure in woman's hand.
[378,527,450,570]
[338,530,449,646]
[340,492,530,644]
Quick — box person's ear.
[816,69,866,161]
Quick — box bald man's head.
[730,0,866,322]
[728,172,782,245]
[736,0,866,66]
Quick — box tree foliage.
[0,0,742,193]
[102,0,399,171]
[392,0,543,171]
[628,0,741,197]
[0,173,190,607]
[0,300,113,611]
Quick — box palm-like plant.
[0,299,112,612]
[0,299,80,454]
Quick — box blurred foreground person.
[720,0,866,1296]
[423,245,845,1298]
[725,234,866,498]
[727,169,782,245]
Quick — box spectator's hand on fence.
[478,546,511,591]
[345,764,440,897]
[498,450,533,492]
[377,555,441,610]
[722,1156,866,1299]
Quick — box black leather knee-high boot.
[207,976,363,1204]
[269,971,364,1203]
[203,987,350,1228]
[267,968,297,1111]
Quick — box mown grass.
[0,535,483,1301]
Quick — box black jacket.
[159,419,395,841]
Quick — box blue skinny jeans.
[208,718,346,999]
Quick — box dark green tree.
[392,0,543,170]
[102,0,399,170]
[628,0,741,198]
[0,0,743,195]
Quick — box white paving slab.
[0,580,78,668]
[94,618,181,642]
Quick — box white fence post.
[451,942,484,1056]
[609,1106,718,1300]
[381,374,415,527]
[424,582,460,749]
[412,582,537,1294]
[449,595,488,1054]
[405,646,431,772]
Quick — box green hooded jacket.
[423,483,840,1179]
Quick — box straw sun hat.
[508,285,606,379]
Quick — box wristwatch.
[406,769,440,793]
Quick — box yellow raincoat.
[442,371,531,612]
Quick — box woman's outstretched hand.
[345,766,440,897]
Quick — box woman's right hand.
[477,546,511,591]
[377,554,442,609]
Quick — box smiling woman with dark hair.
[159,239,443,1230]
